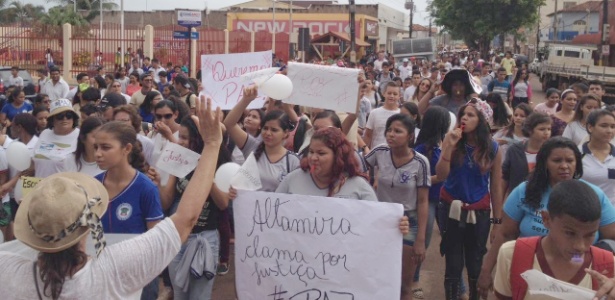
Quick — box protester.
[436,98,502,299]
[62,116,104,176]
[551,89,577,136]
[139,91,162,124]
[1,87,33,126]
[364,82,401,148]
[365,114,430,300]
[418,69,480,115]
[492,103,532,159]
[0,96,223,299]
[580,110,615,204]
[532,88,560,116]
[477,137,615,298]
[113,105,155,166]
[562,94,601,145]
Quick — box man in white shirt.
[398,58,412,80]
[150,58,164,84]
[128,59,144,76]
[66,72,89,100]
[373,51,387,72]
[42,67,69,101]
[403,71,422,102]
[130,73,155,107]
[7,66,23,88]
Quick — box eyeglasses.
[55,112,74,120]
[155,113,173,120]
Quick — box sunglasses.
[55,112,74,120]
[156,113,174,120]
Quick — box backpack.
[184,92,194,108]
[510,236,614,300]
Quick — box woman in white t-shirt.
[493,103,532,161]
[62,116,104,177]
[580,110,615,204]
[533,88,560,116]
[33,99,80,178]
[148,100,181,185]
[562,94,601,145]
[223,86,300,192]
[0,96,225,299]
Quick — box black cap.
[98,93,126,110]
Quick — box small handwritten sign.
[200,51,272,110]
[234,191,403,299]
[522,269,595,299]
[14,176,42,203]
[154,142,200,179]
[230,152,262,191]
[284,62,361,113]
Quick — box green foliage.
[430,0,545,51]
[46,0,118,21]
[0,1,46,25]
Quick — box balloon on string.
[259,74,293,100]
[6,142,31,171]
[214,162,241,193]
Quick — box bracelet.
[490,218,502,224]
[441,156,451,162]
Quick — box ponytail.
[38,245,87,299]
[129,139,147,173]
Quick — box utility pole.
[553,0,558,41]
[536,6,540,46]
[428,17,432,37]
[405,0,415,39]
[602,0,609,66]
[272,0,276,53]
[349,0,356,62]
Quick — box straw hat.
[14,172,109,255]
[48,98,75,118]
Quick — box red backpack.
[510,236,614,300]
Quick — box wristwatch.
[490,218,502,224]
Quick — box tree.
[46,0,118,22]
[429,0,545,56]
[0,1,46,25]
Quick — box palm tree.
[46,0,118,22]
[0,1,45,25]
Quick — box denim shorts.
[403,210,419,246]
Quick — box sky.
[21,0,429,25]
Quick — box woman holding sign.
[149,116,232,299]
[364,114,430,300]
[223,86,300,192]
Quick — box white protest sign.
[284,62,361,113]
[230,152,262,191]
[234,190,403,300]
[154,142,201,179]
[523,269,596,299]
[200,51,272,110]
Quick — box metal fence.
[0,24,62,72]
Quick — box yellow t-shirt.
[501,58,516,76]
[494,240,613,299]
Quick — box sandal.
[412,288,425,299]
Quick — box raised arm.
[222,86,257,149]
[435,127,461,181]
[170,96,223,243]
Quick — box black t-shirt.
[176,171,221,233]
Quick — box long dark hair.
[254,110,293,160]
[415,106,450,160]
[75,117,104,171]
[524,137,583,210]
[38,245,88,300]
[401,101,421,129]
[485,93,510,128]
[8,86,23,104]
[503,103,533,138]
[98,121,147,173]
[573,94,601,122]
[180,116,231,168]
[139,91,161,114]
[454,102,496,173]
[512,68,528,87]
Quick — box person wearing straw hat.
[0,96,223,300]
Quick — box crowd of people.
[0,48,614,300]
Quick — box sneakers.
[217,262,229,275]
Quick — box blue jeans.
[141,278,158,300]
[169,230,220,300]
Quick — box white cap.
[403,58,409,62]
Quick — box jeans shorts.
[403,210,419,246]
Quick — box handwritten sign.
[200,51,272,110]
[234,191,403,299]
[523,269,596,299]
[230,152,262,191]
[14,177,43,203]
[154,142,200,179]
[284,62,361,113]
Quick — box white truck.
[540,43,615,102]
[392,38,437,63]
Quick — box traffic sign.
[173,31,199,40]
[177,10,202,27]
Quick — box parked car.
[0,66,36,98]
[529,58,542,74]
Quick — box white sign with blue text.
[234,190,403,300]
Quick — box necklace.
[465,143,475,168]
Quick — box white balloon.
[259,74,293,100]
[6,142,31,171]
[214,162,241,193]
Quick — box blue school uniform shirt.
[504,180,615,242]
[442,141,498,204]
[96,171,164,234]
[139,107,154,123]
[1,102,33,121]
[414,143,442,201]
